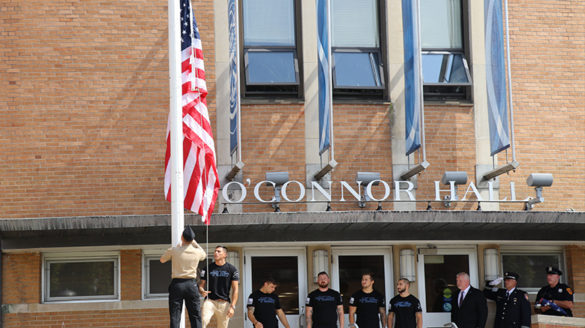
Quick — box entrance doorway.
[331,247,393,327]
[243,248,307,328]
[417,248,478,328]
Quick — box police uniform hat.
[182,226,195,242]
[546,266,562,275]
[503,272,519,280]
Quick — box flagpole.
[169,0,185,325]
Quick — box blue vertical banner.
[402,0,421,156]
[317,0,331,155]
[485,0,510,156]
[228,0,239,155]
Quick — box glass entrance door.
[417,248,478,328]
[331,247,393,328]
[244,248,307,328]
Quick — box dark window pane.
[247,52,297,84]
[424,255,468,313]
[338,255,385,314]
[49,261,115,297]
[502,254,561,289]
[251,256,299,315]
[422,53,469,84]
[333,52,381,87]
[149,259,171,294]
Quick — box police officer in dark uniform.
[484,272,531,328]
[535,266,574,317]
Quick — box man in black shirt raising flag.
[388,278,422,328]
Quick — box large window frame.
[240,0,303,98]
[142,251,171,299]
[420,0,471,101]
[500,246,566,293]
[331,0,387,99]
[42,252,120,303]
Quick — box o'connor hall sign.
[220,172,553,206]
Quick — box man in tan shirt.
[160,226,206,328]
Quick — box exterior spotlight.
[266,171,289,212]
[222,205,229,213]
[525,173,553,210]
[441,171,467,207]
[356,172,380,208]
[326,203,332,211]
[426,202,432,210]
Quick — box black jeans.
[169,278,201,328]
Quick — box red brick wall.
[121,250,142,300]
[0,0,216,218]
[496,0,585,211]
[566,245,585,317]
[2,253,41,304]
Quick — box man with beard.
[483,272,531,328]
[306,272,344,328]
[388,278,422,328]
[348,272,386,328]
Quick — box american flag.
[164,0,219,225]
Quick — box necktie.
[505,291,510,299]
[459,291,464,306]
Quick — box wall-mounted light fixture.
[484,248,499,282]
[525,173,553,210]
[312,249,328,283]
[227,250,240,270]
[400,249,416,282]
[441,171,468,207]
[265,171,289,212]
[356,172,380,208]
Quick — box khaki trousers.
[202,299,231,328]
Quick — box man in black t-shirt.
[306,272,344,328]
[349,272,386,328]
[247,278,291,328]
[199,245,239,328]
[388,278,422,328]
[535,266,573,317]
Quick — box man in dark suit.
[451,272,487,328]
[484,272,531,328]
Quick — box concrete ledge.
[4,299,167,313]
[532,314,585,327]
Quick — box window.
[144,254,171,299]
[43,253,119,302]
[501,250,564,292]
[331,0,385,98]
[242,0,301,97]
[420,0,471,100]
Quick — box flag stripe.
[164,0,219,225]
[402,0,422,156]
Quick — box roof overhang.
[0,211,584,250]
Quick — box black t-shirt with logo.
[306,288,343,328]
[388,294,422,328]
[247,290,281,328]
[349,289,385,328]
[201,262,239,301]
[536,283,573,317]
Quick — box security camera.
[526,173,553,187]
